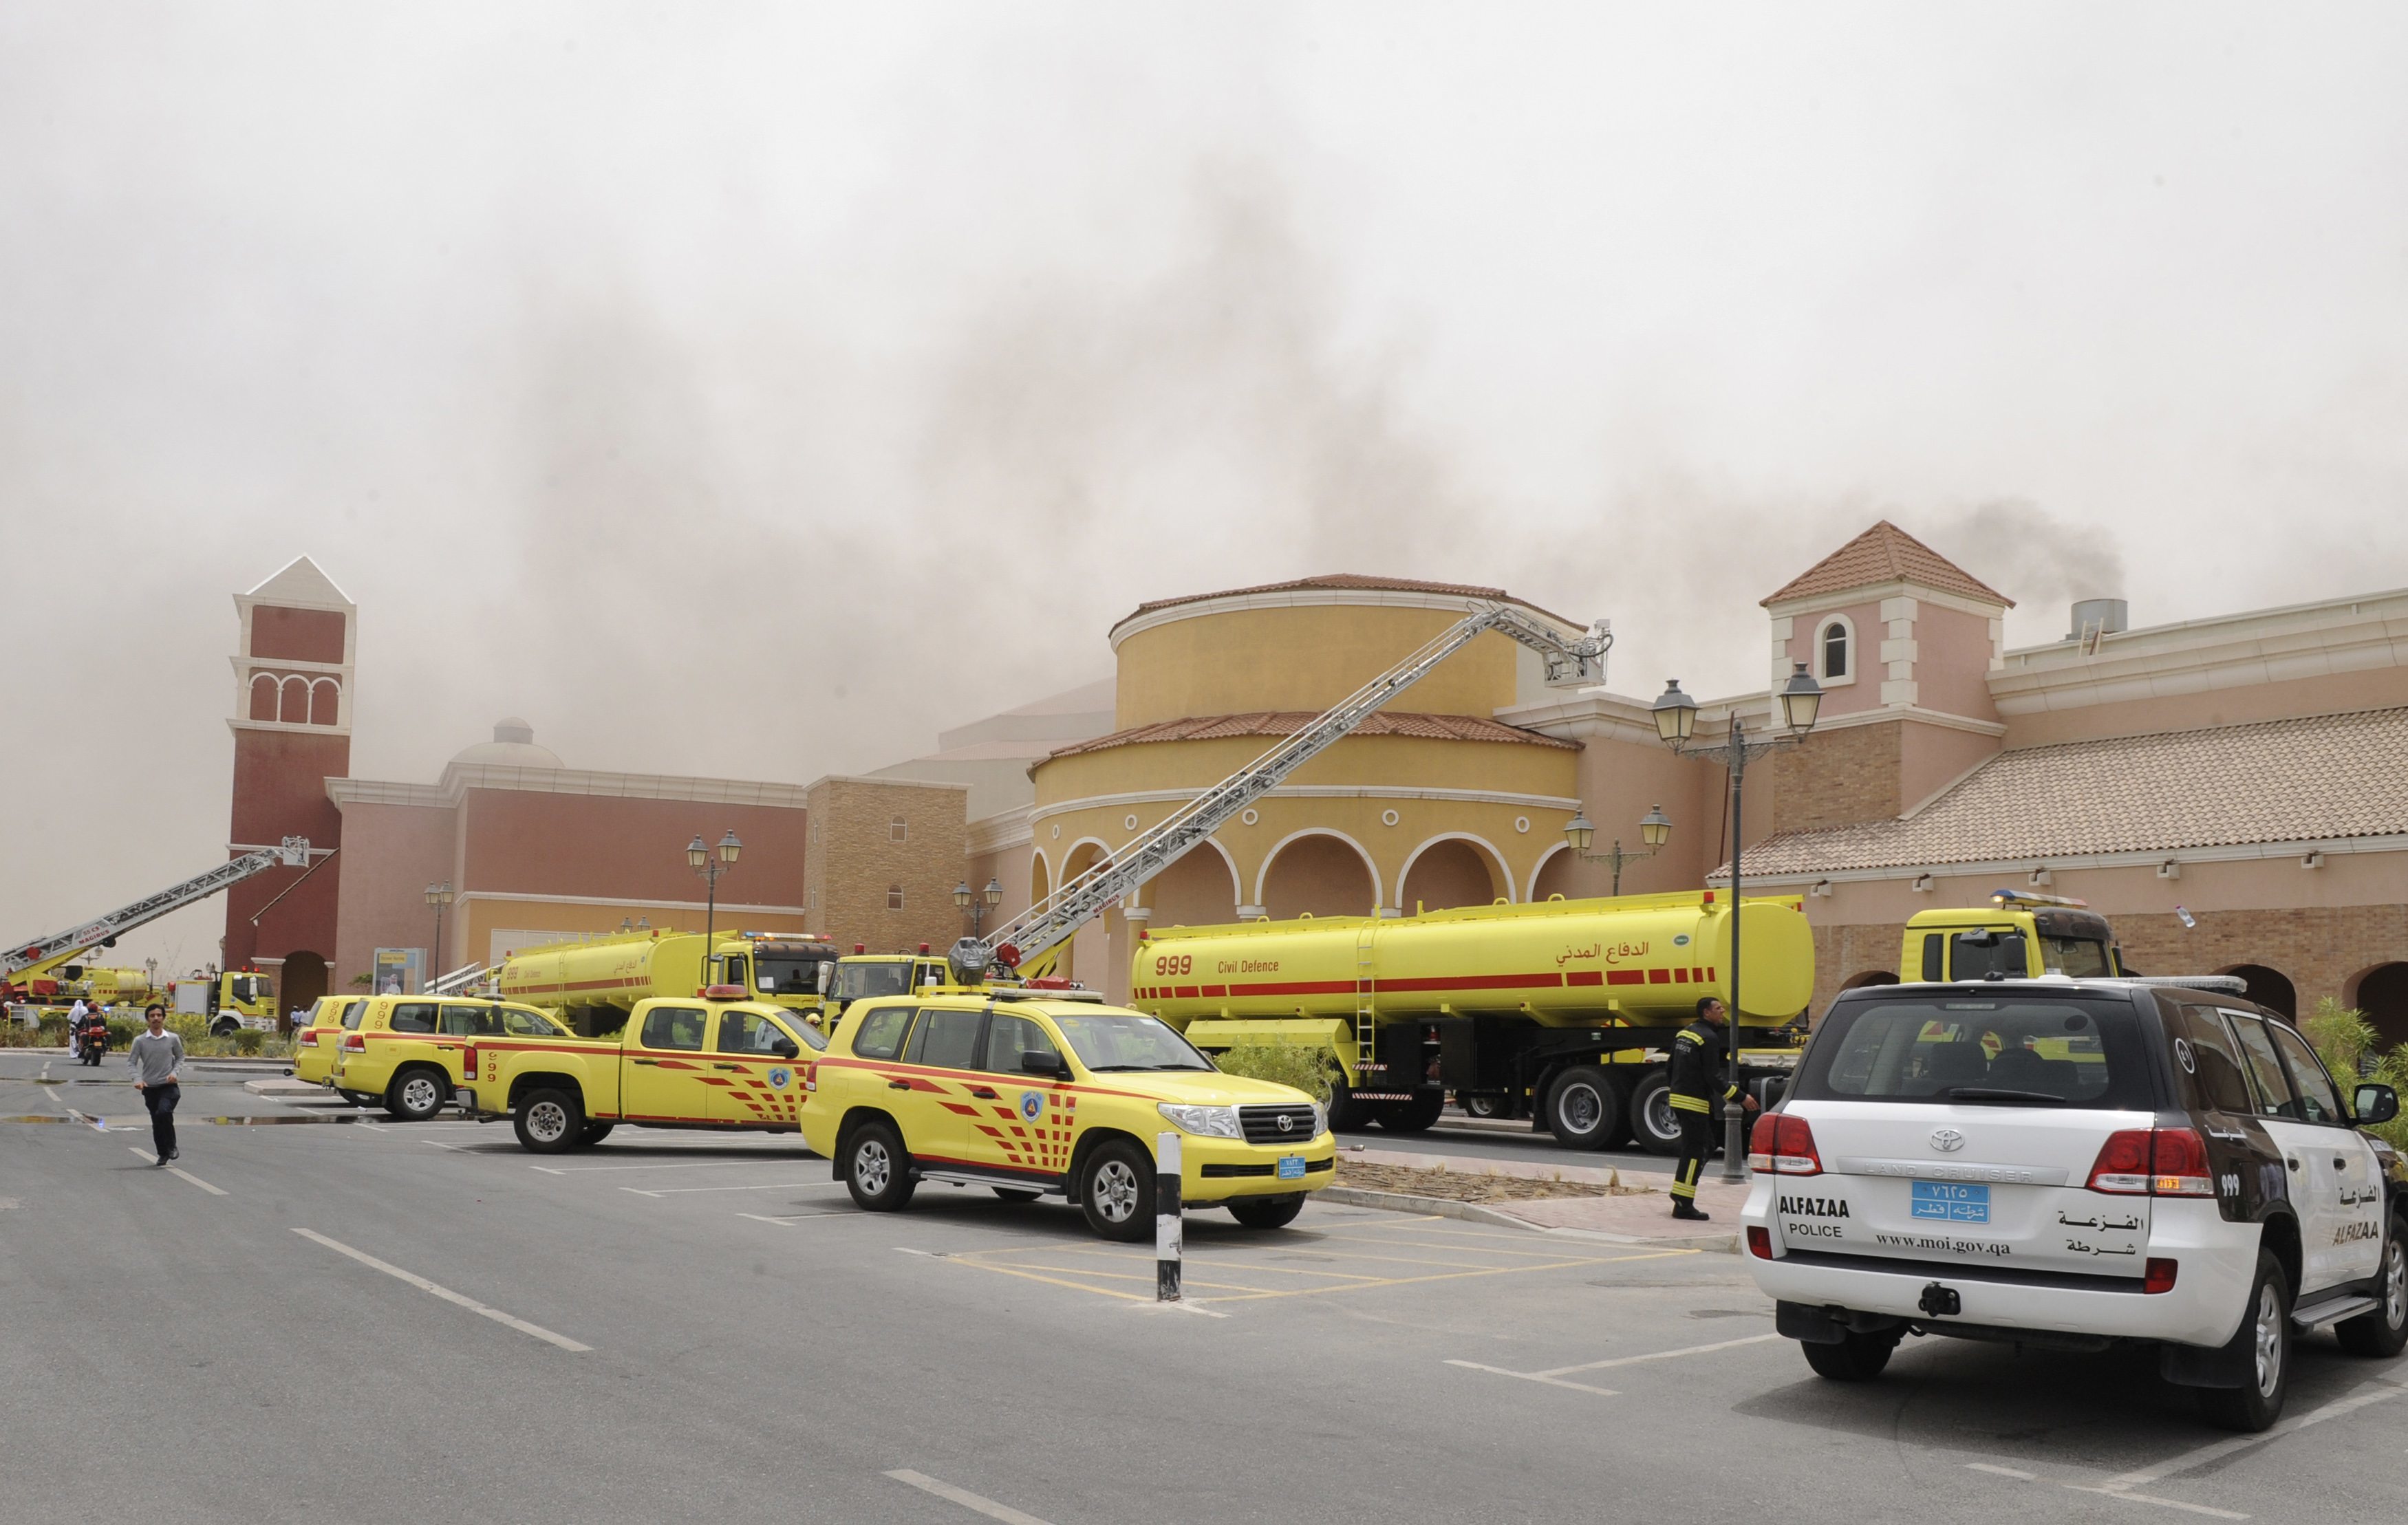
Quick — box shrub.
[2303,997,2408,1153]
[1210,1043,1336,1104]
[233,1027,264,1055]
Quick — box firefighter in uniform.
[1666,996,1754,1220]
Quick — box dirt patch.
[1335,1160,1653,1202]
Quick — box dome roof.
[451,718,563,770]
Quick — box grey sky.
[6,5,2407,975]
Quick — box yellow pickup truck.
[458,988,826,1151]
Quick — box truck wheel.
[1076,1138,1154,1242]
[1629,1070,1684,1156]
[1373,1091,1446,1134]
[577,1121,615,1146]
[385,1068,448,1122]
[513,1088,582,1153]
[1459,1092,1505,1119]
[1800,1328,1900,1381]
[211,1017,239,1038]
[2200,1251,2293,1432]
[1325,1076,1373,1133]
[2336,1213,2407,1358]
[1229,1193,1305,1229]
[1544,1066,1624,1151]
[843,1121,916,1212]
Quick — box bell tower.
[223,556,354,1015]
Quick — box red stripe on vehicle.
[1606,971,1644,986]
[1567,971,1603,986]
[1647,969,1672,984]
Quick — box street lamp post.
[422,882,453,992]
[687,830,743,960]
[954,877,1004,935]
[1563,803,1675,895]
[1651,660,1823,1182]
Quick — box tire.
[2336,1213,2408,1359]
[843,1121,916,1213]
[1076,1138,1154,1242]
[1459,1092,1505,1120]
[211,1018,239,1039]
[1373,1091,1446,1134]
[991,1187,1042,1202]
[1229,1193,1306,1230]
[1545,1066,1624,1151]
[1325,1075,1373,1133]
[1629,1068,1685,1157]
[1800,1329,1899,1381]
[2200,1251,2292,1432]
[385,1067,448,1122]
[513,1088,582,1154]
[577,1121,615,1146]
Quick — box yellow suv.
[291,995,363,1089]
[331,995,572,1121]
[802,990,1335,1240]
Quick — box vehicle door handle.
[632,1058,660,1067]
[968,1086,998,1100]
[888,1080,912,1091]
[715,1063,743,1072]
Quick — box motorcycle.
[80,1020,109,1066]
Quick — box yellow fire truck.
[173,968,281,1034]
[497,929,839,1035]
[1130,889,1815,1154]
[1900,889,2131,981]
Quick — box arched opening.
[1146,842,1239,928]
[279,675,310,723]
[279,951,328,1028]
[1399,836,1507,913]
[2219,963,2297,1019]
[249,673,278,722]
[309,677,341,726]
[1842,970,1900,991]
[1528,845,1576,902]
[1821,621,1849,679]
[1056,841,1111,983]
[2350,962,2408,1050]
[1258,832,1379,921]
[1029,850,1052,911]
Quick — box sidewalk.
[1326,1145,1751,1251]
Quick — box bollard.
[1155,1132,1182,1301]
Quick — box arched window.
[1821,621,1849,679]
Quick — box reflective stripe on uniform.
[1670,1156,1701,1198]
[1669,1094,1710,1113]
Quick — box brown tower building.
[223,556,353,1015]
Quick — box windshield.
[1794,995,2154,1109]
[1051,1013,1214,1072]
[2039,936,2114,977]
[228,976,265,1002]
[833,963,913,1003]
[754,955,832,996]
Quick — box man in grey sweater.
[128,1004,186,1165]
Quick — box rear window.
[1795,995,2156,1109]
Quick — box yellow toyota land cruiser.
[802,986,1336,1240]
[331,995,572,1121]
[291,995,363,1089]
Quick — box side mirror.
[769,1036,800,1060]
[816,963,834,995]
[2354,1083,2398,1127]
[1020,1050,1067,1079]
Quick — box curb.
[1320,1185,1740,1254]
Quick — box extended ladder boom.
[977,601,1608,972]
[4,836,312,980]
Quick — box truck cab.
[1901,891,2127,984]
[826,950,952,1018]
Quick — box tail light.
[342,1032,365,1052]
[462,1044,477,1073]
[1746,1112,1822,1176]
[2086,1127,2215,1196]
[2144,1257,2180,1294]
[1746,1226,1773,1259]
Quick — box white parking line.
[2094,1374,2405,1493]
[736,1211,880,1226]
[127,1147,228,1196]
[2065,1486,2246,1519]
[1445,1330,1781,1395]
[1443,1362,1618,1396]
[536,1160,810,1176]
[290,1228,591,1352]
[1966,1463,2036,1480]
[884,1469,1054,1525]
[621,1180,836,1198]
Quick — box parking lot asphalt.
[3,1052,2402,1525]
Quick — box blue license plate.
[1911,1180,1990,1222]
[1277,1155,1307,1180]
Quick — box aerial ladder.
[967,601,1613,1066]
[2,837,313,1002]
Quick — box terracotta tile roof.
[1120,574,1578,629]
[1046,709,1578,761]
[1761,521,2012,608]
[1726,707,2408,878]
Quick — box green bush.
[2303,997,2408,1153]
[1210,1043,1336,1104]
[233,1027,265,1055]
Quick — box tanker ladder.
[967,601,1611,975]
[4,836,314,987]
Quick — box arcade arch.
[1256,830,1381,921]
[1396,834,1510,913]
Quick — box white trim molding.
[1719,832,2408,889]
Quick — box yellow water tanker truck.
[1130,890,1815,1154]
[498,929,838,1035]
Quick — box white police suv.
[1742,976,2405,1431]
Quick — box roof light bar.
[1988,888,2089,909]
